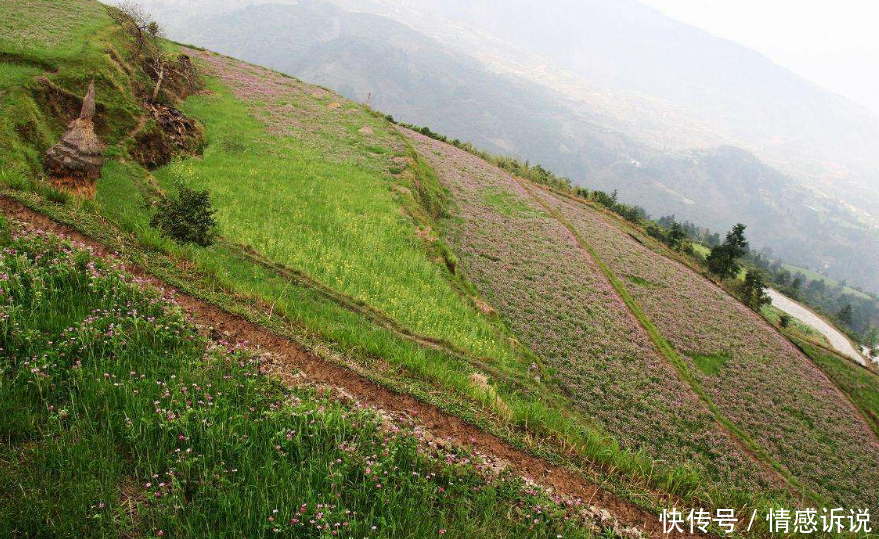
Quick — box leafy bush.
[779,313,792,328]
[150,184,218,246]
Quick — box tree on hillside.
[108,2,174,100]
[707,223,748,280]
[668,222,687,250]
[838,304,854,327]
[789,276,802,298]
[108,1,157,56]
[740,269,771,310]
[775,269,791,287]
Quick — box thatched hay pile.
[44,80,105,194]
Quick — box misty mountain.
[340,0,879,214]
[141,0,879,293]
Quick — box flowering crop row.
[406,131,777,494]
[536,188,879,507]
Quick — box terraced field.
[152,50,517,365]
[532,187,879,507]
[405,130,780,495]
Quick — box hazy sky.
[639,0,879,116]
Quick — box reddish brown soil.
[0,195,714,539]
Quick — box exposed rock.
[44,80,105,195]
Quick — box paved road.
[767,289,867,366]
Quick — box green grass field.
[0,0,109,61]
[0,2,662,520]
[149,76,517,365]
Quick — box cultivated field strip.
[534,187,879,507]
[405,130,778,494]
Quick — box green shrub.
[779,313,792,328]
[150,184,218,246]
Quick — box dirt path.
[0,195,716,539]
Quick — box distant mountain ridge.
[141,0,879,294]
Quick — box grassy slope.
[4,0,878,533]
[403,130,792,514]
[0,0,141,180]
[760,303,832,349]
[522,185,815,501]
[0,228,597,539]
[1,0,679,526]
[792,338,879,435]
[0,0,538,435]
[153,53,518,366]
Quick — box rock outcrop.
[44,80,105,194]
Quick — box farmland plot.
[536,188,879,507]
[154,51,517,364]
[406,130,778,494]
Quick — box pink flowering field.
[405,129,780,496]
[536,188,879,507]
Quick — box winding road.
[767,289,868,366]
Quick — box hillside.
[137,0,879,297]
[2,1,879,537]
